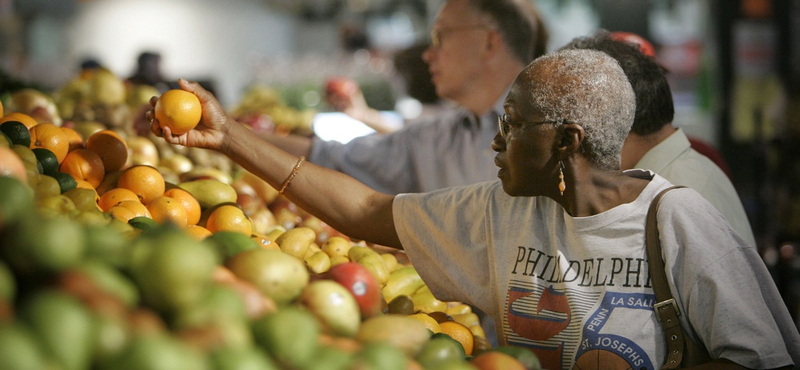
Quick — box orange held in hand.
[154,89,202,135]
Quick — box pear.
[252,307,319,369]
[179,179,238,210]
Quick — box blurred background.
[1,0,799,312]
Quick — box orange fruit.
[185,225,212,240]
[75,179,99,198]
[0,99,3,117]
[154,89,202,135]
[59,148,105,188]
[116,200,151,219]
[30,123,69,163]
[470,351,526,370]
[146,196,188,227]
[106,205,136,222]
[98,187,139,211]
[61,127,84,152]
[86,130,128,172]
[439,321,474,356]
[0,112,38,129]
[251,234,279,250]
[409,313,442,334]
[117,165,165,204]
[0,146,28,182]
[163,188,201,225]
[205,205,252,235]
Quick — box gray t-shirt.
[394,171,799,370]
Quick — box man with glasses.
[256,0,548,194]
[562,31,756,248]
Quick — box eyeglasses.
[497,114,561,140]
[430,25,494,48]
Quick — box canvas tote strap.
[646,185,687,369]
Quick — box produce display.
[0,71,542,370]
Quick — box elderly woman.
[149,49,798,370]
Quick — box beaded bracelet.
[278,156,305,196]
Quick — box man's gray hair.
[524,49,636,170]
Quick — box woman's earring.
[558,161,566,196]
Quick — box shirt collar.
[455,90,508,130]
[635,128,691,173]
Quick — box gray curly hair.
[522,49,636,170]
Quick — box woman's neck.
[557,167,649,217]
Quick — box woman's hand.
[147,79,231,151]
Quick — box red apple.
[326,262,382,318]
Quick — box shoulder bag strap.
[646,185,687,369]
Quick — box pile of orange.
[1,105,250,244]
[101,165,206,234]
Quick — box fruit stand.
[0,69,541,370]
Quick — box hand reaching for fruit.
[324,77,397,134]
[147,79,230,151]
[324,77,364,114]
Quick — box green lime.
[32,148,59,176]
[416,336,467,369]
[52,172,77,194]
[387,295,415,315]
[128,216,159,232]
[205,230,260,261]
[0,121,31,147]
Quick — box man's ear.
[556,123,585,158]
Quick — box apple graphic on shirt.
[326,262,383,318]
